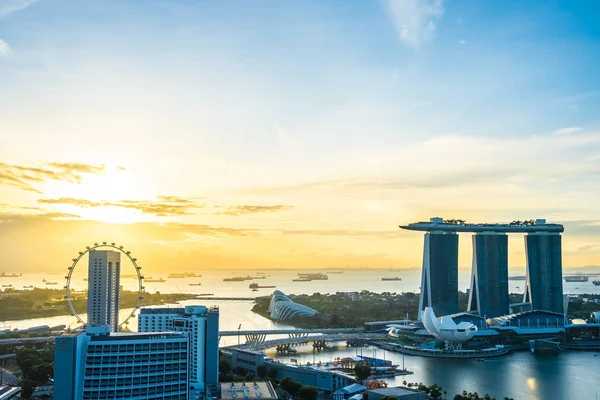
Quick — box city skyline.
[2,0,600,271]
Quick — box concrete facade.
[87,250,121,332]
[138,305,220,393]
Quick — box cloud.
[0,211,80,222]
[0,40,11,57]
[0,161,107,192]
[0,0,41,18]
[38,196,203,217]
[554,127,582,135]
[219,205,294,216]
[459,39,466,45]
[382,0,444,47]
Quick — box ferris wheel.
[64,242,145,328]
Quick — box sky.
[1,0,600,273]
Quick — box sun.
[40,165,158,224]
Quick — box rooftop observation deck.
[400,217,564,233]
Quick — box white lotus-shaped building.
[268,290,318,321]
[422,307,477,348]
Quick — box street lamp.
[238,324,241,346]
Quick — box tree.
[380,396,398,400]
[219,359,232,376]
[288,381,302,397]
[244,372,255,381]
[20,379,37,399]
[298,386,318,400]
[354,364,371,382]
[257,365,267,378]
[280,376,294,392]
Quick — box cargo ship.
[296,273,328,281]
[249,283,276,289]
[145,278,166,283]
[564,275,588,282]
[381,277,402,281]
[224,276,254,282]
[293,277,312,282]
[169,272,202,278]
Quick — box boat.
[2,284,12,288]
[249,283,276,289]
[223,276,257,282]
[23,285,34,288]
[145,278,166,283]
[189,282,202,286]
[529,339,561,354]
[252,288,259,291]
[475,358,485,362]
[169,272,202,278]
[42,279,46,282]
[592,280,600,286]
[296,273,328,281]
[564,275,589,282]
[45,282,58,285]
[0,272,22,277]
[293,277,312,282]
[508,276,526,281]
[382,277,402,281]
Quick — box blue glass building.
[418,232,459,318]
[524,233,564,314]
[467,233,509,318]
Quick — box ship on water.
[189,282,202,286]
[0,272,22,277]
[249,283,276,289]
[145,277,166,283]
[295,273,328,281]
[593,279,600,286]
[564,275,588,282]
[382,277,402,281]
[169,272,202,278]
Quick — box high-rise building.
[87,250,121,332]
[138,305,219,394]
[467,233,509,318]
[418,231,459,318]
[54,325,189,400]
[524,233,564,314]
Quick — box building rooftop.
[221,382,278,400]
[368,386,425,396]
[400,217,564,233]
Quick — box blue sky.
[1,0,600,270]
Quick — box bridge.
[222,330,387,352]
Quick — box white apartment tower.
[138,306,220,394]
[87,250,121,332]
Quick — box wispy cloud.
[382,0,444,47]
[218,205,294,216]
[38,196,203,217]
[0,161,108,192]
[0,39,11,57]
[0,0,41,18]
[554,126,582,135]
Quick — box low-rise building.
[368,386,426,400]
[221,382,278,400]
